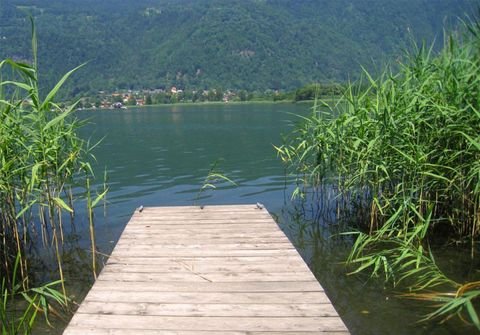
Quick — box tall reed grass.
[1,253,68,334]
[0,20,106,332]
[276,20,480,328]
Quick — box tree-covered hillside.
[0,0,475,97]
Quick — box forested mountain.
[0,0,476,97]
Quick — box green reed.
[276,21,480,328]
[194,159,237,206]
[1,253,68,335]
[0,19,106,331]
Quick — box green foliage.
[0,0,474,97]
[0,19,106,331]
[194,160,237,206]
[294,83,343,101]
[0,253,68,335]
[276,20,480,328]
[145,94,152,105]
[238,90,248,102]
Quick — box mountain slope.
[0,0,475,96]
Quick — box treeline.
[77,83,344,109]
[0,0,474,98]
[294,83,343,101]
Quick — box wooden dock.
[63,204,349,334]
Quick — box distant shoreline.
[78,98,338,111]
[80,100,298,111]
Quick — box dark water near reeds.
[37,103,476,334]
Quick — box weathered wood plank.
[90,280,324,293]
[112,243,295,252]
[124,222,280,228]
[129,213,274,220]
[66,314,348,332]
[96,271,318,283]
[112,248,300,257]
[105,255,305,265]
[121,226,283,234]
[130,216,278,227]
[121,230,282,238]
[101,262,310,274]
[115,237,291,245]
[63,205,349,334]
[76,302,340,317]
[83,291,332,304]
[64,329,349,335]
[132,205,265,213]
[129,213,274,219]
[120,229,286,237]
[117,232,288,241]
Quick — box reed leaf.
[277,18,480,329]
[0,18,107,332]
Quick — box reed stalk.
[194,159,237,205]
[276,19,480,328]
[0,18,107,331]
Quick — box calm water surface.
[39,103,475,334]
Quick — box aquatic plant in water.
[194,159,237,205]
[276,19,480,329]
[0,253,68,334]
[0,19,106,332]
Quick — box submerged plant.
[276,19,480,329]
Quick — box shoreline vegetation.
[276,16,480,330]
[79,99,324,111]
[74,83,342,111]
[0,22,106,334]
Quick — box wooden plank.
[66,314,347,332]
[132,205,265,213]
[121,226,283,234]
[112,243,295,251]
[90,280,325,293]
[76,302,340,317]
[96,271,317,283]
[64,329,349,335]
[129,213,274,220]
[117,233,288,241]
[115,236,291,244]
[123,221,280,228]
[109,253,300,263]
[128,218,275,224]
[111,248,300,257]
[105,255,306,265]
[63,205,349,334]
[83,291,332,304]
[120,229,286,237]
[101,262,310,273]
[119,230,286,236]
[129,213,274,219]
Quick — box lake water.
[39,103,475,334]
